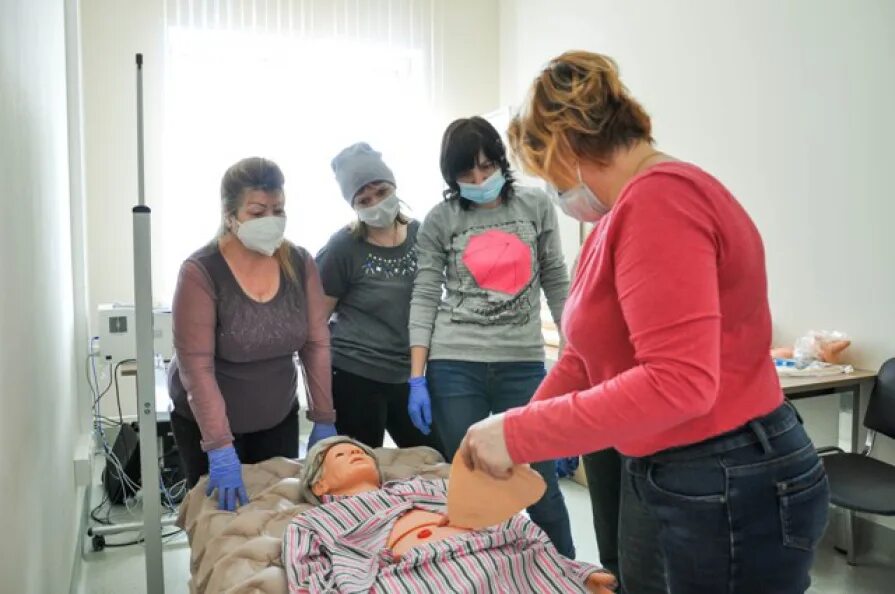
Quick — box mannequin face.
[311,442,381,498]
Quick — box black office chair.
[818,357,895,565]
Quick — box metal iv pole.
[132,52,165,594]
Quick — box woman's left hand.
[459,414,514,479]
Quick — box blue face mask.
[457,170,506,204]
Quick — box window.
[159,1,445,302]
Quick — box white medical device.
[97,303,174,365]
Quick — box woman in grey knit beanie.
[314,143,438,455]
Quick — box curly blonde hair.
[508,51,653,188]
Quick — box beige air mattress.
[177,446,450,594]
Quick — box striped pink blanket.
[283,477,602,593]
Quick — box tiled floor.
[809,546,894,594]
[78,531,191,594]
[77,478,893,593]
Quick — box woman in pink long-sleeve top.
[168,157,336,511]
[460,52,830,594]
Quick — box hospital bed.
[176,446,450,593]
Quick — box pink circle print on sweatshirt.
[461,229,532,295]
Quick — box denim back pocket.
[646,460,727,505]
[778,459,830,551]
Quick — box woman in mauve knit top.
[167,157,336,511]
[459,51,829,594]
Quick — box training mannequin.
[285,436,616,593]
[311,441,469,556]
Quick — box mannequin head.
[298,436,383,504]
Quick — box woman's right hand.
[586,571,618,593]
[407,376,432,435]
[206,445,249,511]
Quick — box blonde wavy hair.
[218,157,298,284]
[508,51,653,188]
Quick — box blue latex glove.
[308,423,338,449]
[556,456,580,479]
[206,445,249,512]
[408,376,432,435]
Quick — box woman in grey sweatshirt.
[407,116,575,558]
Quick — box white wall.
[80,0,166,420]
[499,0,895,526]
[0,0,85,591]
[81,0,166,333]
[439,0,501,121]
[80,0,500,418]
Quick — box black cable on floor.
[100,528,184,548]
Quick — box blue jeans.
[618,461,667,594]
[623,402,830,594]
[427,360,576,559]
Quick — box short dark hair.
[439,116,516,210]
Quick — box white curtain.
[159,0,447,301]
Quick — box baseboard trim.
[69,483,90,594]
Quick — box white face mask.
[553,165,610,223]
[232,215,286,256]
[356,193,401,228]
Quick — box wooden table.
[546,347,876,454]
[780,369,878,454]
